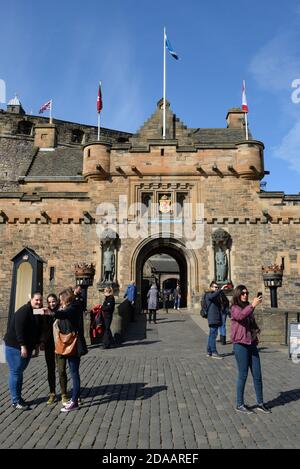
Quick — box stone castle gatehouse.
[0,96,300,333]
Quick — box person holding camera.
[205,281,227,359]
[54,289,88,412]
[231,285,271,414]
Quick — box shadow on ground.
[79,383,168,406]
[265,388,300,409]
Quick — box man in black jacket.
[205,282,227,359]
[101,287,115,348]
[4,292,42,410]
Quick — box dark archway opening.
[135,238,187,312]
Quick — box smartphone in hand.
[257,292,263,298]
[33,308,45,315]
[33,308,51,315]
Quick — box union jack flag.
[39,100,51,114]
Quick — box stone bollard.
[111,298,131,344]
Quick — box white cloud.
[250,28,300,174]
[0,79,6,104]
[272,119,300,172]
[249,30,300,92]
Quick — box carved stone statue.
[102,246,115,282]
[215,247,228,283]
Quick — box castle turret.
[7,95,25,115]
[34,123,57,149]
[226,108,245,129]
[83,140,111,179]
[236,140,264,179]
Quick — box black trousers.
[103,312,114,348]
[44,341,56,394]
[129,301,136,321]
[148,309,157,323]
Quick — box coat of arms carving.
[159,194,171,214]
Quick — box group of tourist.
[144,281,182,323]
[4,278,271,416]
[3,285,115,413]
[125,280,182,324]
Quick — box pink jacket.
[230,304,256,345]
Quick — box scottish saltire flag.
[39,100,51,114]
[242,80,248,112]
[165,34,179,60]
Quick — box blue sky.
[1,0,300,193]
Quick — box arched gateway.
[132,236,199,311]
[3,96,300,338]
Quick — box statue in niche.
[102,245,115,283]
[215,247,228,283]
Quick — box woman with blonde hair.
[54,288,87,412]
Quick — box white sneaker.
[12,402,30,410]
[236,405,254,415]
[60,401,78,412]
[211,353,223,360]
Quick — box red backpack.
[90,304,104,338]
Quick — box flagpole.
[163,27,166,139]
[50,99,53,124]
[242,80,248,140]
[97,81,102,141]
[245,112,249,140]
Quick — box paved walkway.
[0,309,299,449]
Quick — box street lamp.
[262,264,283,308]
[74,263,95,308]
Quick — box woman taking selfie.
[231,285,271,414]
[54,289,87,412]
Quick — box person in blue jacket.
[124,281,137,322]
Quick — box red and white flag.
[39,99,52,114]
[97,83,103,113]
[242,80,248,112]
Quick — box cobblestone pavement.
[0,310,299,449]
